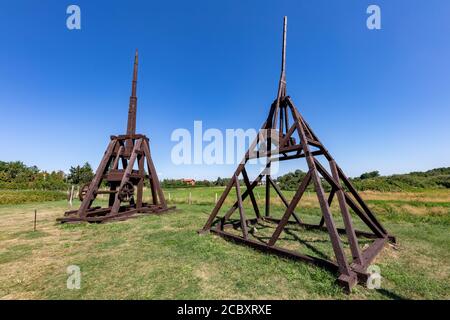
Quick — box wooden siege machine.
[58,50,174,223]
[199,17,396,292]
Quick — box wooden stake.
[33,210,37,231]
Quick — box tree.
[0,161,67,190]
[359,171,380,180]
[277,170,307,191]
[67,162,94,185]
[214,177,224,186]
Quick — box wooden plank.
[330,160,363,264]
[78,139,117,218]
[142,139,166,208]
[265,128,272,218]
[112,145,124,169]
[360,238,388,267]
[265,173,271,217]
[242,168,261,219]
[248,142,302,159]
[136,153,145,208]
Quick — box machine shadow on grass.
[211,217,382,282]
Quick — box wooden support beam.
[313,158,385,238]
[112,145,124,169]
[78,139,117,218]
[265,128,272,218]
[200,173,237,233]
[200,123,268,233]
[337,165,387,235]
[223,170,266,222]
[109,139,142,216]
[136,153,145,209]
[268,171,311,246]
[319,189,335,227]
[242,168,261,219]
[267,176,302,225]
[142,139,166,208]
[234,175,249,239]
[329,160,363,264]
[248,142,303,160]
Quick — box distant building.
[182,178,196,186]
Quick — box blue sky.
[0,0,449,180]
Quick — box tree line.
[1,160,449,192]
[275,167,450,192]
[0,161,93,190]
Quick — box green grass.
[0,187,449,299]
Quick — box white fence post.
[69,185,75,207]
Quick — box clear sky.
[0,0,449,180]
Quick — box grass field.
[0,187,449,299]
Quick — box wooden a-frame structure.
[58,50,174,223]
[199,17,396,292]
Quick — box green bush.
[0,161,68,190]
[277,167,450,192]
[0,190,67,205]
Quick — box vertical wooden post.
[142,139,166,208]
[136,153,145,209]
[33,210,37,231]
[265,175,271,217]
[234,175,249,239]
[125,50,139,153]
[242,168,261,219]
